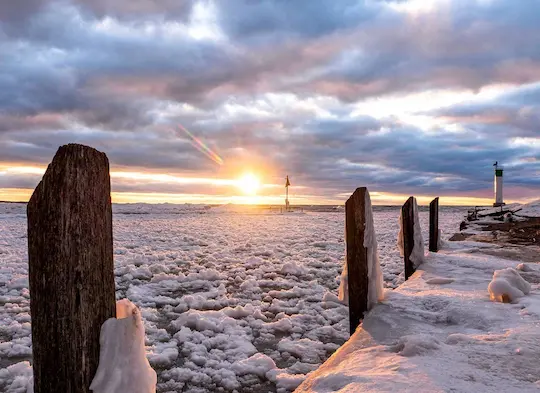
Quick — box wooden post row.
[27,144,116,393]
[402,197,416,281]
[429,197,439,252]
[345,187,369,334]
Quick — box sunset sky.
[0,0,538,205]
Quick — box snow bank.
[297,243,540,392]
[516,199,540,218]
[90,299,157,393]
[397,198,425,267]
[338,190,384,310]
[488,268,531,303]
[474,203,521,218]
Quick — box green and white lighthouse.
[493,161,505,207]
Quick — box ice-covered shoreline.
[2,201,538,392]
[296,241,540,392]
[0,203,467,392]
[297,200,540,393]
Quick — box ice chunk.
[278,338,326,363]
[488,268,531,303]
[148,342,179,368]
[0,361,33,393]
[232,353,276,377]
[516,263,533,272]
[90,299,157,393]
[266,369,306,392]
[281,262,307,276]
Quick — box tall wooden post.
[28,144,116,393]
[429,197,439,252]
[402,197,416,280]
[345,187,368,334]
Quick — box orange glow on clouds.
[0,165,533,206]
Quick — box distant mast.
[285,175,291,212]
[493,161,505,207]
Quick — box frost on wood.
[90,299,157,393]
[363,190,384,309]
[338,189,384,309]
[397,198,425,267]
[488,268,531,303]
[397,208,404,256]
[437,229,444,249]
[338,257,348,304]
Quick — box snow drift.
[516,199,540,218]
[90,299,157,393]
[488,268,531,303]
[297,245,540,393]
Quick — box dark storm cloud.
[0,0,539,200]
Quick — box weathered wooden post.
[402,197,415,280]
[28,144,116,393]
[345,187,369,334]
[429,197,439,252]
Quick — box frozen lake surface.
[0,203,466,392]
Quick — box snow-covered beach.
[2,201,539,392]
[297,239,540,392]
[1,203,466,392]
[298,200,540,392]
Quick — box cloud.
[0,0,539,202]
[71,0,196,20]
[427,83,540,137]
[214,0,390,42]
[0,0,45,26]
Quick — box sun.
[236,173,261,195]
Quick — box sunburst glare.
[236,173,261,195]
